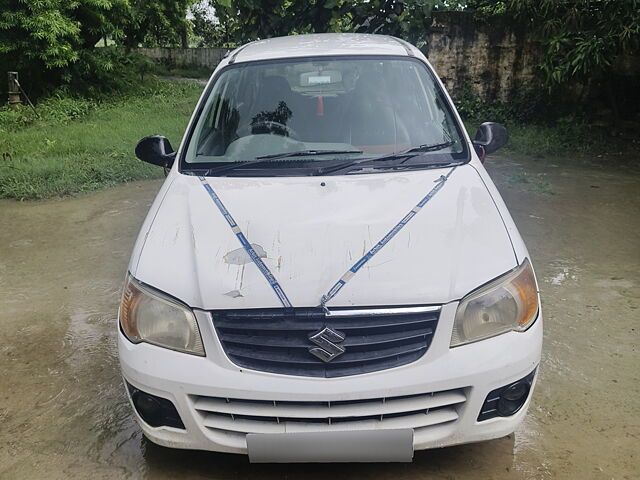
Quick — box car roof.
[228,33,418,64]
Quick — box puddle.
[544,264,579,285]
[1,157,639,478]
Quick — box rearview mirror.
[472,122,508,160]
[135,136,176,168]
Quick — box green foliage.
[504,120,608,156]
[155,62,213,79]
[455,87,561,124]
[461,0,640,94]
[0,0,195,97]
[207,0,438,48]
[115,0,196,48]
[457,89,614,156]
[190,1,232,47]
[0,0,127,69]
[508,0,640,90]
[351,0,437,48]
[64,48,158,96]
[0,80,203,200]
[463,116,609,156]
[0,1,79,69]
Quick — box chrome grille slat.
[326,305,441,317]
[212,305,440,377]
[215,317,435,331]
[219,327,434,348]
[225,342,428,365]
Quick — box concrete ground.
[0,154,638,479]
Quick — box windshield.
[182,56,468,175]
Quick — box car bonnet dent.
[133,164,517,310]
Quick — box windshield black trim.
[178,54,470,176]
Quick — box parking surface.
[0,154,638,479]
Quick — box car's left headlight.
[119,274,205,356]
[451,259,539,347]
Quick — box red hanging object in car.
[316,96,324,116]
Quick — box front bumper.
[118,302,542,456]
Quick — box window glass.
[183,57,467,171]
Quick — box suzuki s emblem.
[308,326,346,362]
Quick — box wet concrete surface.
[0,155,638,479]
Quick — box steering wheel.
[239,120,299,140]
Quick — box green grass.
[1,79,629,201]
[463,114,638,158]
[155,63,213,80]
[0,80,203,200]
[504,123,603,156]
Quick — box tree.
[0,0,197,96]
[0,0,127,95]
[461,1,639,98]
[191,0,231,47]
[461,0,640,119]
[115,0,197,48]
[508,0,640,92]
[1,0,89,70]
[351,0,436,48]
[207,0,438,49]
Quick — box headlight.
[119,275,205,356]
[451,259,539,347]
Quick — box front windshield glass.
[182,56,468,175]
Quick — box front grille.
[192,389,465,442]
[211,305,440,377]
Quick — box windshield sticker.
[308,76,332,84]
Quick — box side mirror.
[135,135,176,168]
[472,122,508,161]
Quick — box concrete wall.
[137,47,227,70]
[427,12,541,102]
[137,13,541,102]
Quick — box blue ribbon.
[319,166,457,309]
[199,166,456,310]
[198,176,292,308]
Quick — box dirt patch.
[0,155,638,479]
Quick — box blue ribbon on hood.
[198,166,457,310]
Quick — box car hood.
[132,165,517,309]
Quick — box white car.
[119,33,542,463]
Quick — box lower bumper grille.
[211,305,440,377]
[192,389,466,440]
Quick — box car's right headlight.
[451,259,539,347]
[119,274,205,356]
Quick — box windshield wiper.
[314,140,457,176]
[255,149,362,160]
[344,160,461,174]
[205,149,362,176]
[371,140,456,163]
[402,140,456,154]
